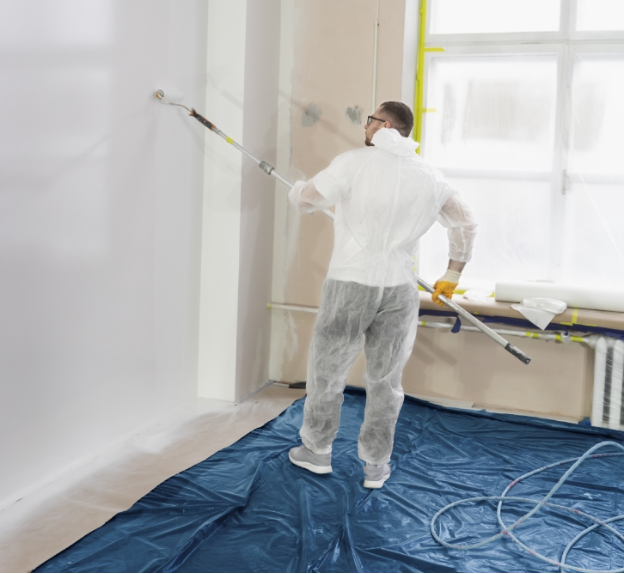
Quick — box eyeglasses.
[366,115,387,126]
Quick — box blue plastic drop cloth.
[36,388,624,573]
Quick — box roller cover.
[495,281,624,313]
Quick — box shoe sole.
[289,453,333,474]
[363,473,391,489]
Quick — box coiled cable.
[431,441,624,573]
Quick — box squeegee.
[156,90,531,365]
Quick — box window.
[430,0,561,35]
[417,0,624,290]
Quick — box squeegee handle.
[415,277,531,365]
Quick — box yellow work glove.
[432,269,461,307]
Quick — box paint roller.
[156,89,531,365]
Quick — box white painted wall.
[198,0,247,402]
[198,0,281,402]
[0,0,207,507]
[269,0,297,384]
[237,1,281,401]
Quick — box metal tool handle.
[415,277,531,365]
[185,107,531,365]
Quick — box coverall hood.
[371,127,420,157]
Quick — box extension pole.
[163,98,531,365]
[187,108,335,221]
[415,277,531,364]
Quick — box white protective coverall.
[288,127,477,466]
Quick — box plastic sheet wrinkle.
[36,390,624,573]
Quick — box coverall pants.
[300,279,420,466]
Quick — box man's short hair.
[379,102,414,138]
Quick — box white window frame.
[421,0,624,284]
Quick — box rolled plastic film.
[495,281,624,313]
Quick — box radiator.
[591,337,624,430]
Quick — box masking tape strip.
[226,136,234,144]
[414,0,427,150]
[561,308,581,327]
[424,47,445,52]
[423,108,437,113]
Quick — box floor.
[0,384,305,573]
[30,389,624,573]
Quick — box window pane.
[418,178,552,290]
[429,0,560,34]
[561,183,624,286]
[577,0,624,31]
[423,56,558,171]
[570,56,624,175]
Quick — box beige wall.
[270,0,594,421]
[272,0,408,376]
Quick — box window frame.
[418,0,624,284]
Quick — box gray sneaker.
[363,463,391,489]
[289,445,332,474]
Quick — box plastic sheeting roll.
[495,281,624,313]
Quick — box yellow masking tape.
[555,334,562,342]
[571,336,585,343]
[414,0,427,150]
[226,136,234,144]
[424,47,445,52]
[423,108,437,113]
[562,308,580,327]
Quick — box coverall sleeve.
[288,152,355,213]
[288,180,333,213]
[437,192,478,263]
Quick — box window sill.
[419,292,624,332]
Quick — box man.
[287,101,477,488]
